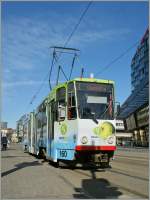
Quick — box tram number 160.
[59,150,67,158]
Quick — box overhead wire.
[48,49,58,90]
[25,1,140,113]
[76,39,140,78]
[63,1,93,48]
[24,72,49,113]
[49,1,93,88]
[25,1,93,112]
[95,40,140,76]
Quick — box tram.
[25,77,116,167]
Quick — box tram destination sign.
[76,82,113,92]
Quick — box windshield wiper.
[91,112,98,124]
[99,103,112,119]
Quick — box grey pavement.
[1,143,149,199]
[116,146,149,152]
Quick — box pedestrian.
[1,136,8,150]
[23,137,28,152]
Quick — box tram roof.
[50,78,115,87]
[73,78,114,84]
[35,78,115,107]
[47,78,114,100]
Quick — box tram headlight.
[81,136,88,144]
[107,136,114,144]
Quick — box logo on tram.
[93,122,115,139]
[60,123,68,135]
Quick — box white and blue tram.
[25,78,116,167]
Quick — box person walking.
[1,136,8,150]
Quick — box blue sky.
[2,1,148,128]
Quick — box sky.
[2,1,149,128]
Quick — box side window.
[37,116,41,128]
[41,106,47,126]
[56,87,66,121]
[67,82,77,120]
[52,101,58,122]
[36,104,47,128]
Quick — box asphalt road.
[1,143,149,199]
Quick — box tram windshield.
[76,82,114,120]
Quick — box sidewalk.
[116,146,149,152]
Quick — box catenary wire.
[24,72,49,113]
[25,1,93,112]
[48,1,93,89]
[95,40,140,76]
[76,40,140,78]
[26,38,140,114]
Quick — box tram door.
[34,114,38,155]
[28,119,31,151]
[49,100,55,157]
[31,113,36,154]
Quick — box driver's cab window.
[56,87,66,121]
[67,82,77,120]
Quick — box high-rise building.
[0,122,8,129]
[118,29,149,147]
[16,114,29,142]
[131,28,149,91]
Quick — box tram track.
[113,154,149,167]
[106,167,149,181]
[107,182,149,199]
[71,166,148,182]
[47,160,148,183]
[42,158,149,198]
[113,158,148,166]
[58,174,93,198]
[35,155,149,198]
[2,144,148,199]
[114,154,149,161]
[69,167,149,198]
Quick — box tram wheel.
[57,160,66,168]
[69,161,76,169]
[100,161,110,168]
[56,160,61,168]
[41,149,46,160]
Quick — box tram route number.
[59,150,67,158]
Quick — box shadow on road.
[73,168,122,199]
[2,155,31,158]
[1,161,42,177]
[1,148,18,151]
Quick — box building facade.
[116,120,133,147]
[119,29,149,147]
[0,122,8,129]
[11,132,18,143]
[131,29,149,91]
[1,128,15,141]
[16,114,29,142]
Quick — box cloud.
[68,28,131,46]
[3,69,11,74]
[3,80,47,88]
[2,12,131,97]
[2,14,131,70]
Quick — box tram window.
[36,105,47,127]
[36,113,41,128]
[56,87,66,121]
[51,101,58,122]
[54,102,58,122]
[42,113,47,126]
[67,82,77,120]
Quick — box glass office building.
[131,28,149,91]
[119,29,149,147]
